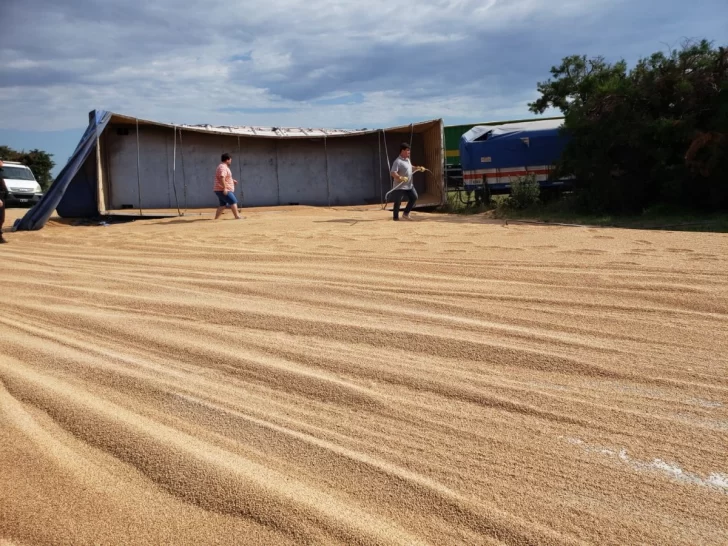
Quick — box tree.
[0,145,21,162]
[22,149,55,191]
[0,145,55,191]
[529,40,728,213]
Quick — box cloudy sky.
[1,0,725,175]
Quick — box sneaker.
[402,214,413,221]
[0,236,7,244]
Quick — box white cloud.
[0,0,725,133]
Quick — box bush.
[529,40,728,213]
[505,174,540,209]
[441,186,493,214]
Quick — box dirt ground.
[1,206,727,545]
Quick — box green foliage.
[505,174,540,210]
[442,189,492,214]
[529,40,728,213]
[0,145,55,191]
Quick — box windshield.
[0,166,36,181]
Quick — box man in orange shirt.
[214,153,242,220]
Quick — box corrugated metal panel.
[108,112,444,140]
[177,124,368,138]
[109,113,371,139]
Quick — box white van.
[0,161,43,206]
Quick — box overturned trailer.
[16,110,445,231]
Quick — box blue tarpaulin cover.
[459,119,570,190]
[15,110,111,231]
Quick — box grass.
[440,190,728,232]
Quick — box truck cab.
[0,161,43,206]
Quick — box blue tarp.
[14,110,112,231]
[459,119,570,191]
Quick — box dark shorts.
[215,191,238,207]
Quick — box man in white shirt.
[390,142,422,221]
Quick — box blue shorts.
[215,191,238,207]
